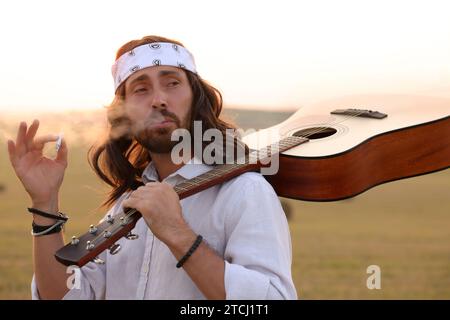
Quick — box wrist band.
[31,220,64,236]
[27,207,68,221]
[176,235,203,268]
[28,207,68,237]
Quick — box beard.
[133,109,189,154]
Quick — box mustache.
[155,109,181,126]
[137,109,182,129]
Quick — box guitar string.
[289,109,366,141]
[245,109,366,158]
[85,110,367,248]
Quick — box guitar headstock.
[54,209,141,267]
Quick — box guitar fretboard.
[173,135,308,198]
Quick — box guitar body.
[242,94,450,201]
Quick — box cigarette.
[55,132,63,152]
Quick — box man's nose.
[150,88,168,109]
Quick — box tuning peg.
[120,216,128,226]
[125,232,139,240]
[106,214,114,223]
[93,256,105,264]
[86,241,95,251]
[109,243,121,255]
[71,236,79,245]
[89,224,98,234]
[103,230,112,238]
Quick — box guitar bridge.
[331,108,387,119]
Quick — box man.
[7,35,297,299]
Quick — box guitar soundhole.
[292,127,337,140]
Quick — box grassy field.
[0,108,449,299]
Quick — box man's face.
[124,66,193,154]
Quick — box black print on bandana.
[177,62,185,69]
[130,65,140,72]
[149,43,161,49]
[172,44,179,52]
[128,50,135,56]
[153,59,161,66]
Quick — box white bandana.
[111,42,198,92]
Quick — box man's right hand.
[7,119,68,222]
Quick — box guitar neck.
[173,135,309,199]
[128,135,308,220]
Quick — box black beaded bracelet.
[176,235,203,268]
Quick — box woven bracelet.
[176,235,203,268]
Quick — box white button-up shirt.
[32,158,298,299]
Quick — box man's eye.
[134,87,147,93]
[168,81,179,87]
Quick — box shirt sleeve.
[223,173,298,300]
[31,193,129,300]
[31,256,107,300]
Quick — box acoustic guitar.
[243,94,450,201]
[55,94,449,267]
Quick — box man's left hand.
[121,181,191,245]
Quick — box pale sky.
[0,0,449,112]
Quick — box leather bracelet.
[31,220,64,236]
[176,235,203,268]
[27,207,68,221]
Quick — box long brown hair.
[88,35,248,210]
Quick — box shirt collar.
[141,156,213,184]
